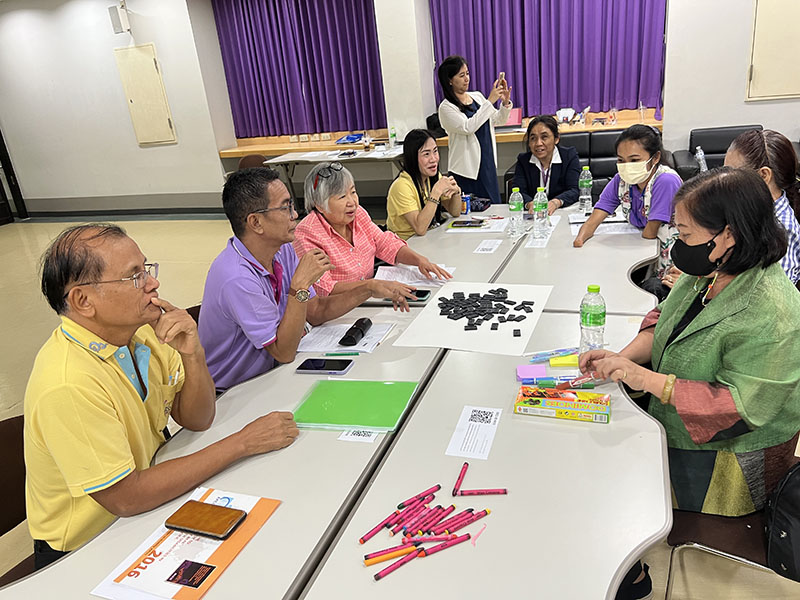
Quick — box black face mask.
[670,231,723,276]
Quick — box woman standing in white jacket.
[437,55,512,204]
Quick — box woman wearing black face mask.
[579,168,800,598]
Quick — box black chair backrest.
[0,415,26,536]
[559,132,590,159]
[689,125,763,155]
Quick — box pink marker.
[447,509,490,533]
[457,488,508,496]
[452,462,469,496]
[387,497,422,528]
[364,541,420,560]
[373,548,421,581]
[359,510,400,544]
[414,506,444,534]
[419,533,471,557]
[397,484,441,509]
[391,503,426,536]
[431,508,473,535]
[402,534,457,544]
[556,371,599,390]
[422,504,455,534]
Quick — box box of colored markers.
[513,386,611,424]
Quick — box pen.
[556,372,601,390]
[520,379,595,389]
[325,352,360,356]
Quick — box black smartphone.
[295,358,355,375]
[385,288,431,303]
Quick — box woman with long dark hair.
[386,129,461,239]
[436,55,511,205]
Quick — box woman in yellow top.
[386,129,462,240]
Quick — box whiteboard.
[114,43,177,144]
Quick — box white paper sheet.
[446,218,509,233]
[567,211,626,224]
[445,405,502,460]
[569,222,641,235]
[338,430,379,443]
[374,264,455,287]
[473,239,503,254]
[297,323,394,353]
[524,215,561,248]
[393,282,552,356]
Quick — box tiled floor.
[1,218,799,598]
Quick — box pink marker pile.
[358,471,501,582]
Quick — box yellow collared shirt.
[24,316,185,551]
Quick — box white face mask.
[617,157,655,185]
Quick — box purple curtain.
[212,0,387,138]
[430,0,666,116]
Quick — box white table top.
[265,147,403,164]
[0,307,440,600]
[302,313,671,600]
[499,208,658,315]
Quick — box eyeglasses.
[250,200,298,216]
[312,162,343,190]
[63,263,159,298]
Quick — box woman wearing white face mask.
[574,125,682,301]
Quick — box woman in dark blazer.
[512,115,581,215]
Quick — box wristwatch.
[289,287,310,303]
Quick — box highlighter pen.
[418,533,471,557]
[527,347,579,363]
[373,548,421,581]
[452,461,470,496]
[359,510,399,544]
[363,545,418,567]
[397,484,441,509]
[325,352,360,356]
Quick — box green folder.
[293,380,418,432]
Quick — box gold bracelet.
[660,374,677,405]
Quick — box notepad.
[550,354,579,367]
[293,380,418,432]
[516,364,547,381]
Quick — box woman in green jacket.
[582,167,800,517]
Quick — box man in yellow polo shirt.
[25,224,300,569]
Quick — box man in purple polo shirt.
[199,168,376,390]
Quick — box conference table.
[0,209,668,600]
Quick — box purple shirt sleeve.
[646,172,681,224]
[593,174,622,214]
[219,274,281,349]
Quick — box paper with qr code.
[91,487,279,600]
[445,405,502,460]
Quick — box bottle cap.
[512,187,520,192]
[536,187,545,192]
[582,166,590,170]
[587,284,600,293]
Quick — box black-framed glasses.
[63,263,159,298]
[312,162,343,190]
[250,200,298,217]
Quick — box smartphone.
[338,150,356,158]
[165,500,247,540]
[498,71,506,89]
[295,358,354,375]
[451,219,484,228]
[385,289,431,303]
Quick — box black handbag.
[765,461,800,581]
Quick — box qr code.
[349,430,374,437]
[468,409,494,424]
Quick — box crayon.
[390,503,426,536]
[422,504,455,533]
[452,462,470,496]
[447,509,490,534]
[430,508,474,535]
[373,548,421,581]
[386,498,422,528]
[413,506,443,534]
[419,533,471,557]
[364,541,420,560]
[457,488,508,496]
[359,510,400,544]
[402,534,457,544]
[403,506,434,534]
[397,484,441,509]
[364,545,419,566]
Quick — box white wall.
[373,0,437,139]
[0,0,232,212]
[662,0,800,151]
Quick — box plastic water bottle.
[579,166,593,214]
[532,187,549,239]
[389,127,397,149]
[695,146,708,172]
[508,187,524,237]
[579,285,606,354]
